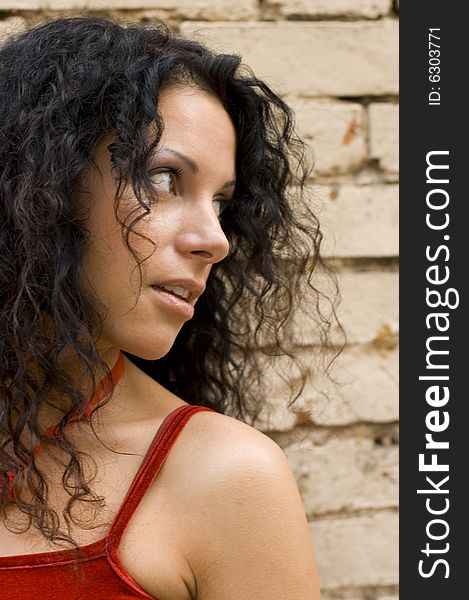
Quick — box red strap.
[106,404,215,556]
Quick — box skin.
[80,84,233,367]
[0,85,321,599]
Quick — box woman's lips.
[150,278,206,303]
[151,285,195,319]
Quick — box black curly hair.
[0,16,343,551]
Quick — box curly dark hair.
[0,16,343,551]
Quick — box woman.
[0,16,340,599]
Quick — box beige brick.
[254,345,398,429]
[0,1,39,7]
[60,0,87,6]
[321,595,372,600]
[0,18,27,42]
[255,402,297,433]
[321,595,378,600]
[321,596,367,600]
[291,99,367,176]
[89,0,256,18]
[0,0,257,15]
[297,345,398,425]
[265,0,392,19]
[369,103,399,175]
[249,349,314,431]
[314,184,398,257]
[292,271,399,346]
[336,271,399,345]
[322,594,397,600]
[285,436,398,515]
[311,512,398,588]
[180,21,398,97]
[0,1,86,7]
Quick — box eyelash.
[148,167,232,217]
[148,167,182,194]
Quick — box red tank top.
[0,403,215,599]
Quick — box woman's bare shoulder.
[172,407,288,479]
[163,408,321,600]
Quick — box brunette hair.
[0,16,343,549]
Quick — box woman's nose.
[177,203,230,264]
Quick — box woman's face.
[80,85,235,360]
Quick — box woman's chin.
[98,332,179,362]
[129,346,173,362]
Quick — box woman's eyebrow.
[158,147,236,190]
[220,179,236,191]
[163,147,199,173]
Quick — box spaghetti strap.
[106,404,214,556]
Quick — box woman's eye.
[149,170,175,193]
[213,197,228,218]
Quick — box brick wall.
[0,2,399,598]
